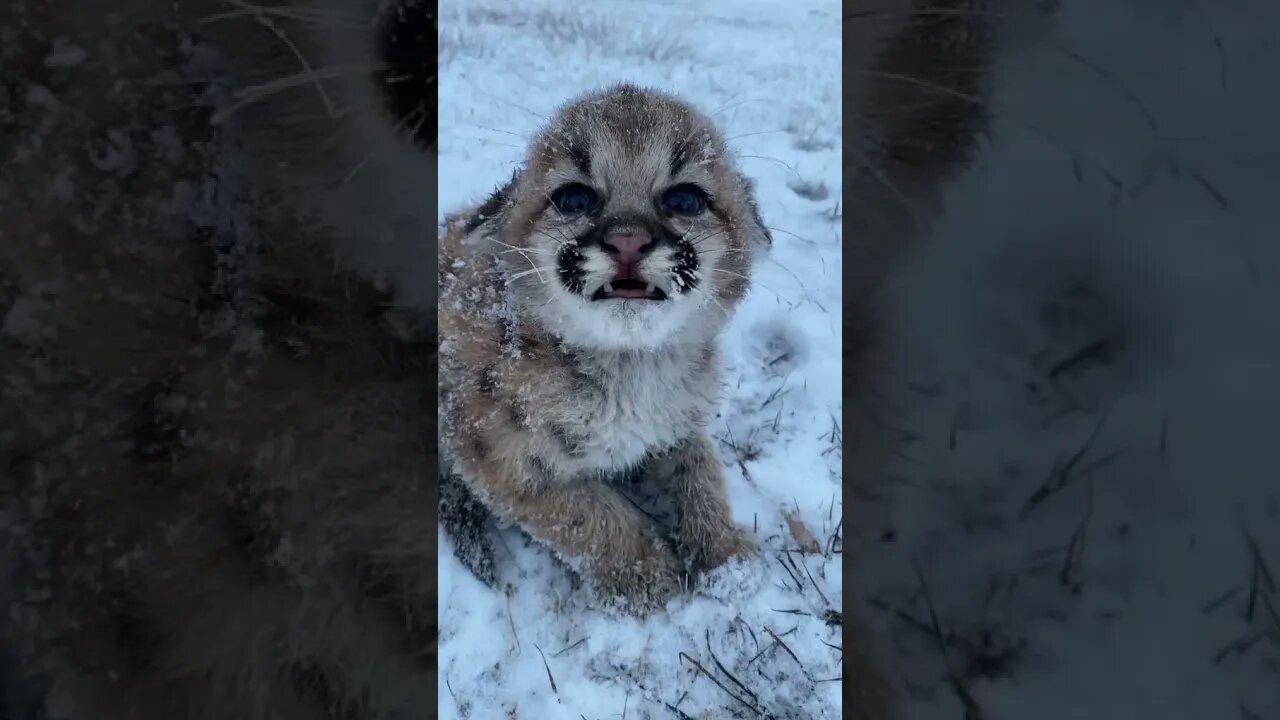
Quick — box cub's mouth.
[590,279,669,301]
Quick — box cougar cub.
[439,84,771,613]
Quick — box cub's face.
[500,86,771,351]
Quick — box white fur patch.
[534,291,706,351]
[531,241,726,351]
[538,345,718,478]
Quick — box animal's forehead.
[548,92,717,151]
[583,130,668,178]
[556,111,695,161]
[565,91,697,136]
[529,89,729,188]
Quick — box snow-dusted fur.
[0,0,1020,716]
[438,85,770,613]
[430,0,1006,716]
[2,1,439,718]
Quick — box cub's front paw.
[681,523,758,574]
[587,533,683,616]
[688,527,764,602]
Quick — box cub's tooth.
[645,284,656,294]
[603,282,614,293]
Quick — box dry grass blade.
[1191,170,1232,211]
[663,701,696,720]
[798,556,831,607]
[762,625,807,677]
[827,516,843,556]
[553,636,588,657]
[705,628,759,706]
[1213,632,1267,665]
[1059,480,1095,587]
[505,591,521,655]
[1201,587,1240,615]
[677,652,761,716]
[914,562,987,719]
[1021,406,1112,517]
[775,554,804,592]
[533,644,558,695]
[1243,526,1277,627]
[1243,528,1276,592]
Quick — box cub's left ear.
[738,173,773,253]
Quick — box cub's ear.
[458,170,519,235]
[738,173,773,253]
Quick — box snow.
[437,0,843,717]
[438,0,1280,718]
[864,1,1280,718]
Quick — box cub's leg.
[478,460,683,614]
[439,472,498,587]
[657,433,756,573]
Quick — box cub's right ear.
[738,173,773,253]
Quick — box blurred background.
[865,1,1280,718]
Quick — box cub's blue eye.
[550,183,599,215]
[661,185,707,215]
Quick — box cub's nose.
[601,233,654,271]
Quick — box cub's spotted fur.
[439,84,771,613]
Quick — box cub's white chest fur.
[547,343,717,477]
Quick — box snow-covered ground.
[438,0,1280,718]
[866,1,1280,718]
[437,0,844,717]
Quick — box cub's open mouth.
[590,278,669,301]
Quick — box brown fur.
[2,1,439,718]
[438,85,767,614]
[0,0,1007,716]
